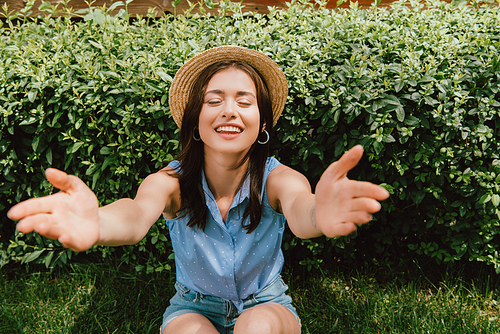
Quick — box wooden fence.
[1,0,396,17]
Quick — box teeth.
[216,126,241,133]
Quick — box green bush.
[1,0,500,273]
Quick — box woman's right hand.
[7,168,100,252]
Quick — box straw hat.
[168,45,288,128]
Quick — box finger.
[323,145,364,182]
[18,215,89,252]
[323,222,358,238]
[16,214,63,240]
[45,168,69,189]
[339,211,373,226]
[348,197,382,214]
[16,214,51,234]
[7,194,62,221]
[45,168,84,194]
[322,211,372,238]
[346,180,390,201]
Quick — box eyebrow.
[205,89,256,98]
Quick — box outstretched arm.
[267,145,389,239]
[7,168,179,251]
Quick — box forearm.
[96,198,154,246]
[286,193,323,239]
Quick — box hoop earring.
[257,129,269,145]
[193,127,201,142]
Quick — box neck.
[204,153,249,200]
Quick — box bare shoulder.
[267,164,309,185]
[135,166,181,219]
[267,164,311,213]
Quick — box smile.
[215,126,242,134]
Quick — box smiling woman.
[199,67,262,156]
[7,45,389,334]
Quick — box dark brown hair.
[170,60,273,233]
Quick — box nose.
[220,100,237,120]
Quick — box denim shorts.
[160,276,300,334]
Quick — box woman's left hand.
[314,145,390,238]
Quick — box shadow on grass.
[0,256,176,334]
[67,261,175,334]
[286,257,500,334]
[1,253,499,334]
[0,308,23,333]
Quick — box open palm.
[8,168,100,252]
[314,145,389,238]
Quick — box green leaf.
[394,80,404,93]
[478,194,491,205]
[69,141,85,154]
[51,112,64,127]
[383,95,402,106]
[146,82,162,92]
[404,115,420,126]
[32,136,40,152]
[395,106,405,122]
[305,96,315,106]
[92,172,100,190]
[59,251,67,265]
[19,117,38,126]
[28,90,37,103]
[107,1,124,12]
[46,147,53,165]
[101,156,114,172]
[492,194,500,207]
[44,251,54,268]
[384,134,396,143]
[157,70,173,83]
[86,164,99,176]
[419,76,435,83]
[100,147,114,155]
[89,40,104,50]
[22,249,44,264]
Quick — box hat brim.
[168,45,288,128]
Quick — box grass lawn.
[1,254,499,333]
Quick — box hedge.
[1,0,500,273]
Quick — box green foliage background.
[1,0,500,273]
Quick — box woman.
[7,46,389,334]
